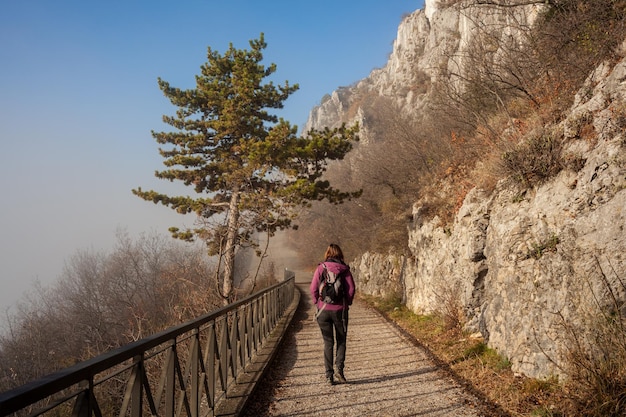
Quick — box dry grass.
[556,259,626,417]
[360,294,566,417]
[413,0,626,227]
[500,127,565,188]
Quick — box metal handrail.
[0,274,296,417]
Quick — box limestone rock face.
[305,2,626,379]
[303,6,431,134]
[352,252,407,300]
[303,1,541,135]
[353,59,626,378]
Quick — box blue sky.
[0,1,423,318]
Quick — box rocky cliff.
[305,1,626,379]
[303,0,542,132]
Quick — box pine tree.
[133,34,359,303]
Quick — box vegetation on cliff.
[290,0,626,264]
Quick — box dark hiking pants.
[316,308,349,377]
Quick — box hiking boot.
[335,372,347,384]
[326,375,335,385]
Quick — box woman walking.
[310,243,355,385]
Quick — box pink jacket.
[309,259,355,311]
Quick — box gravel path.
[245,284,485,417]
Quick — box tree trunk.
[222,189,240,304]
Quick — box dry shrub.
[558,258,626,416]
[499,126,565,188]
[432,279,466,331]
[471,155,500,193]
[370,197,411,252]
[533,0,626,114]
[416,181,455,227]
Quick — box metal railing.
[0,274,297,417]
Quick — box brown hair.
[324,243,344,261]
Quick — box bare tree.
[0,232,219,391]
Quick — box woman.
[309,243,355,385]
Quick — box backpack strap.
[315,263,330,319]
[318,263,327,293]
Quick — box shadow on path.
[244,281,501,416]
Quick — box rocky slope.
[305,1,626,379]
[303,0,542,132]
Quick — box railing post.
[229,309,238,382]
[219,317,228,392]
[164,344,176,417]
[206,322,216,409]
[190,331,200,417]
[263,293,269,340]
[253,298,260,351]
[119,355,143,417]
[239,305,248,369]
[70,387,90,417]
